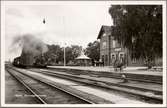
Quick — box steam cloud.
[12,34,48,57]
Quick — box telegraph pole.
[63,16,66,67]
[64,43,66,66]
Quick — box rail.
[6,66,95,104]
[6,69,47,104]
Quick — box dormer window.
[103,33,106,37]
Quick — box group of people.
[92,55,125,69]
[113,57,125,72]
[92,59,104,67]
[92,56,128,83]
[113,56,128,83]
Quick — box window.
[132,52,137,63]
[103,33,106,37]
[119,52,125,59]
[120,54,123,58]
[105,55,108,65]
[132,58,137,63]
[113,40,116,48]
[102,55,104,62]
[112,55,115,59]
[111,53,116,60]
[102,42,107,49]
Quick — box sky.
[2,1,113,61]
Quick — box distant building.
[97,25,145,66]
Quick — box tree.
[45,44,82,65]
[71,45,82,60]
[65,45,82,64]
[109,5,162,68]
[86,41,100,61]
[65,46,73,64]
[45,44,63,64]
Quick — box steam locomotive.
[13,52,47,68]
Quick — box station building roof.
[97,25,114,39]
[75,52,90,60]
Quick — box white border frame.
[1,0,166,107]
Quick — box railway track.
[6,65,162,104]
[6,67,96,104]
[6,69,47,104]
[29,68,163,104]
[5,70,42,104]
[47,67,162,84]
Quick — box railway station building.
[97,25,145,66]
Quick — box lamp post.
[64,43,66,66]
[62,16,67,67]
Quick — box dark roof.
[97,25,113,39]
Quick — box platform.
[48,66,162,76]
[47,66,163,84]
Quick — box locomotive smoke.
[12,34,48,57]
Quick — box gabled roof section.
[97,25,112,39]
